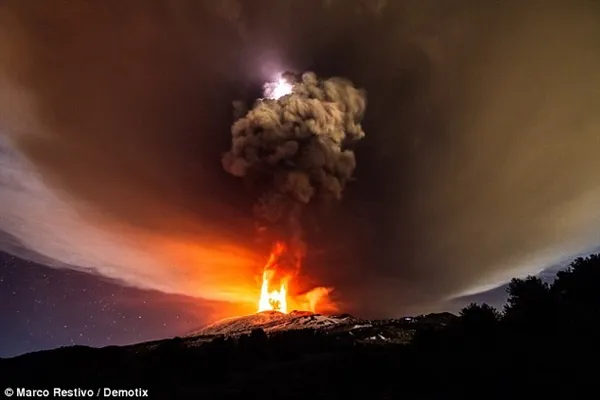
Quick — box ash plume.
[222,72,366,268]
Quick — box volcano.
[188,310,359,337]
[184,310,456,346]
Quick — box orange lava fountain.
[257,241,290,313]
[255,241,337,315]
[258,269,288,313]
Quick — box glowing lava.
[258,269,288,313]
[257,241,290,313]
[263,76,293,100]
[255,241,337,315]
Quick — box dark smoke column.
[222,71,367,277]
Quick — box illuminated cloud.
[0,1,599,317]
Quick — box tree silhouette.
[450,303,502,351]
[503,276,554,334]
[459,303,501,332]
[552,254,600,336]
[505,276,550,310]
[553,254,600,308]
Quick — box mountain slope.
[185,311,457,346]
[188,310,361,336]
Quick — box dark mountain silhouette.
[2,253,600,398]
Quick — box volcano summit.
[189,310,358,336]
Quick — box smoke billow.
[222,71,366,276]
[1,0,599,318]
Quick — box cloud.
[0,0,599,317]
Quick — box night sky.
[1,1,599,357]
[0,251,216,358]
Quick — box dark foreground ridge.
[2,254,600,399]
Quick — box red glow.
[256,241,336,314]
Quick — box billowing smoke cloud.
[1,0,599,318]
[222,71,366,277]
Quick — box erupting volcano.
[254,240,336,314]
[223,71,367,317]
[258,270,288,313]
[257,242,290,313]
